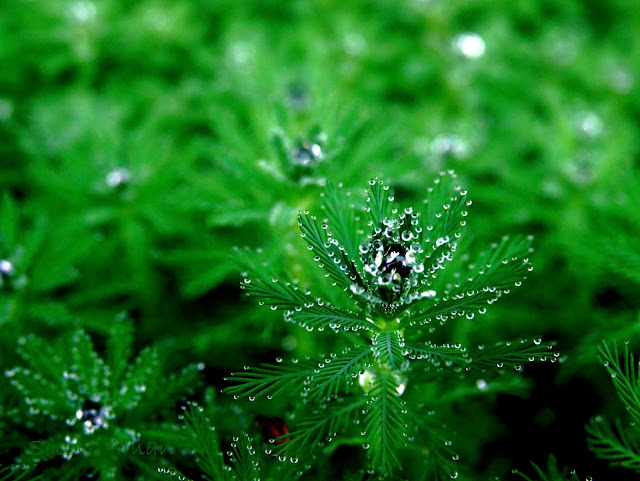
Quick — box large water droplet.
[105,168,131,188]
[453,32,485,58]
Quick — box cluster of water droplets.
[75,399,113,435]
[269,126,328,186]
[157,468,193,481]
[358,204,427,311]
[292,139,324,168]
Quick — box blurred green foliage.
[1,0,640,479]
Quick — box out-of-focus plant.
[3,318,202,480]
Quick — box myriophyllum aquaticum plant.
[227,171,557,478]
[3,317,203,480]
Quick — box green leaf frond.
[468,339,557,371]
[284,302,375,333]
[106,315,134,390]
[404,342,470,370]
[181,403,224,481]
[226,347,374,401]
[463,234,534,291]
[70,330,109,399]
[229,432,261,481]
[408,413,460,481]
[115,346,160,411]
[586,341,640,473]
[364,178,392,227]
[274,398,366,461]
[306,346,373,400]
[363,370,407,474]
[237,245,373,333]
[408,235,533,325]
[297,211,362,290]
[241,275,311,311]
[597,340,640,427]
[420,171,466,231]
[225,361,316,400]
[7,333,96,420]
[420,171,470,276]
[406,339,557,372]
[514,454,582,481]
[586,417,640,473]
[372,331,407,371]
[320,181,362,263]
[0,465,45,481]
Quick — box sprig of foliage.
[0,194,89,328]
[514,454,582,481]
[158,403,303,481]
[228,174,556,476]
[3,318,202,479]
[596,341,640,426]
[407,339,556,372]
[362,370,407,473]
[0,466,44,481]
[587,418,640,473]
[177,403,225,481]
[586,341,640,473]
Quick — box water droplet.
[577,112,604,138]
[533,338,542,345]
[0,259,15,277]
[453,32,485,59]
[69,1,97,23]
[105,167,131,188]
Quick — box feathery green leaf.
[407,339,555,372]
[364,370,407,474]
[587,418,640,473]
[597,341,640,427]
[182,403,224,481]
[307,347,372,400]
[321,181,362,265]
[364,179,392,227]
[372,331,406,371]
[297,212,360,289]
[225,362,315,400]
[285,302,374,333]
[274,398,366,460]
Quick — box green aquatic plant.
[587,341,640,474]
[3,318,202,480]
[226,172,557,478]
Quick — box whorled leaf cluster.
[2,317,202,480]
[227,172,558,477]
